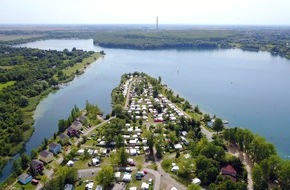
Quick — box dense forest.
[0,45,96,172]
[93,28,290,59]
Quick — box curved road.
[142,168,161,190]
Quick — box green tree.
[250,135,276,163]
[58,119,68,133]
[114,134,124,148]
[194,105,200,114]
[44,167,77,189]
[19,95,29,107]
[168,131,178,144]
[212,118,224,134]
[195,155,219,185]
[112,104,124,118]
[182,100,191,111]
[253,164,267,190]
[30,149,38,160]
[12,158,22,175]
[118,147,129,166]
[203,114,211,121]
[146,131,155,155]
[20,153,30,170]
[178,158,195,178]
[155,138,163,159]
[96,166,114,189]
[187,184,201,190]
[277,160,290,190]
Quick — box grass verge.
[0,81,15,91]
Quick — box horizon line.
[1,23,290,27]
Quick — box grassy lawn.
[63,52,101,76]
[126,178,142,190]
[186,111,201,122]
[0,81,15,91]
[84,138,97,146]
[100,157,111,167]
[74,158,91,169]
[134,156,144,170]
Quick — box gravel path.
[227,144,253,190]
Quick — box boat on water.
[222,120,229,124]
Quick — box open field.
[63,53,101,76]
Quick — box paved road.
[155,161,187,190]
[83,117,115,137]
[200,125,213,141]
[124,79,134,109]
[142,168,161,190]
[78,167,101,179]
[227,144,253,190]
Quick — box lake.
[1,39,290,181]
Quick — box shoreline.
[0,52,103,184]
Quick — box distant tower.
[156,16,158,30]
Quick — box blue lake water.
[1,39,290,181]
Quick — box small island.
[3,72,290,190]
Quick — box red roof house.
[221,164,237,177]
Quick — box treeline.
[2,26,290,58]
[0,45,94,172]
[93,27,290,59]
[93,30,226,50]
[224,127,290,189]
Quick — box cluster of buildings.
[18,115,88,186]
[18,142,62,185]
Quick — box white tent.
[129,139,137,145]
[192,177,201,184]
[66,160,74,167]
[141,182,149,190]
[77,149,85,155]
[130,149,137,156]
[115,172,121,181]
[92,158,100,166]
[171,165,179,172]
[174,144,182,150]
[85,182,94,190]
[122,173,132,182]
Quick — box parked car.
[125,167,133,172]
[149,178,152,185]
[137,171,145,177]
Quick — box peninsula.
[3,72,289,190]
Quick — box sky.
[1,0,290,25]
